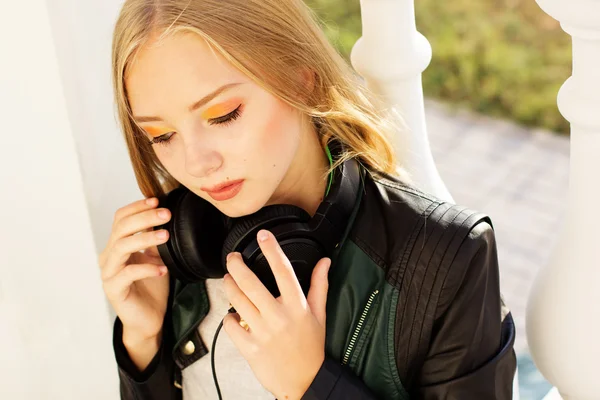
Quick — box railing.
[526,1,600,400]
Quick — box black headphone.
[154,144,362,297]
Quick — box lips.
[201,179,245,201]
[201,179,245,192]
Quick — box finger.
[256,229,304,304]
[110,207,171,246]
[99,198,163,270]
[306,258,331,326]
[226,252,278,316]
[144,245,161,258]
[222,313,254,355]
[113,197,158,222]
[101,229,169,280]
[103,263,168,301]
[222,273,264,332]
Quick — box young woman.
[100,0,517,399]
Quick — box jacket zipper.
[342,289,379,365]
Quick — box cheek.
[252,101,300,159]
[153,147,187,183]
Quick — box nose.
[184,138,223,178]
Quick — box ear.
[296,67,316,101]
[300,67,316,92]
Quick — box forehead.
[125,32,247,117]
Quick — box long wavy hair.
[112,0,408,197]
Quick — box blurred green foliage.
[306,0,572,134]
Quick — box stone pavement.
[424,99,570,355]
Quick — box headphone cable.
[211,306,237,400]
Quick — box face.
[126,32,307,217]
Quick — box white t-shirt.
[182,278,274,400]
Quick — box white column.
[526,1,600,400]
[351,0,453,202]
[47,0,143,322]
[46,0,143,254]
[0,0,139,398]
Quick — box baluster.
[527,1,600,399]
[351,0,453,201]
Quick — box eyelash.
[149,104,243,146]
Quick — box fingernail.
[226,252,235,261]
[146,197,157,206]
[257,230,269,242]
[158,210,169,220]
[158,266,168,275]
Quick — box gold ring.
[229,304,250,331]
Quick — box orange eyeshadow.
[144,126,171,138]
[201,98,242,120]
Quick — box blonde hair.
[112,0,406,198]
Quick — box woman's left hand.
[222,229,332,400]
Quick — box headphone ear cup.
[222,204,310,264]
[223,205,324,297]
[157,188,228,282]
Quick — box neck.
[267,125,329,217]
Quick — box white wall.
[46,0,142,254]
[0,0,139,398]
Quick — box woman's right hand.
[99,197,171,359]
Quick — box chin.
[214,192,270,219]
[188,182,275,218]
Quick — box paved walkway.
[425,99,570,355]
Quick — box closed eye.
[149,131,175,146]
[208,104,242,126]
[148,104,243,147]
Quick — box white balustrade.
[527,1,600,400]
[351,0,453,202]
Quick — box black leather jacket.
[113,169,517,399]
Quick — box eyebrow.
[133,82,242,123]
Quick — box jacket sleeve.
[301,357,379,400]
[412,221,517,399]
[113,316,182,400]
